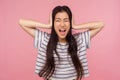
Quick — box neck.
[59,38,66,43]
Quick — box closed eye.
[64,18,69,22]
[55,20,60,22]
[64,20,69,22]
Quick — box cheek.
[54,26,58,32]
[54,22,60,31]
[66,23,70,30]
[54,25,59,33]
[54,22,60,27]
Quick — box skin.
[19,14,104,40]
[54,11,70,43]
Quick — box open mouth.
[58,29,66,36]
[59,29,66,32]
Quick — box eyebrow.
[55,18,69,20]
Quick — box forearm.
[19,19,52,29]
[73,21,104,30]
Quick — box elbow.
[99,21,105,29]
[19,19,25,27]
[19,19,23,25]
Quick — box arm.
[72,21,104,39]
[19,15,52,37]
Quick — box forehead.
[55,11,69,19]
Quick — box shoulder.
[35,29,50,38]
[73,30,90,39]
[34,29,50,48]
[73,30,91,49]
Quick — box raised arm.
[72,21,104,39]
[19,15,52,37]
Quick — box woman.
[19,6,104,80]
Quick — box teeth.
[59,29,66,32]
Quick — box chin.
[59,35,66,39]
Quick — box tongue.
[60,31,65,36]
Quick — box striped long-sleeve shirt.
[34,29,90,80]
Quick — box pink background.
[1,0,120,80]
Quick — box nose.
[60,21,65,27]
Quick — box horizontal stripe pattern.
[34,29,90,80]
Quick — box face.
[54,11,70,41]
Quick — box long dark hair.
[39,6,84,80]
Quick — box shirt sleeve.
[82,30,91,49]
[74,30,91,49]
[34,29,45,49]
